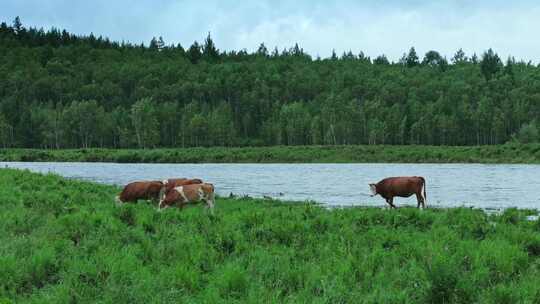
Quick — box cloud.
[1,0,539,62]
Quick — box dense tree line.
[0,17,539,149]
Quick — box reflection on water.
[1,162,539,210]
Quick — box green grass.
[0,143,540,163]
[2,168,540,303]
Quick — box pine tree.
[373,55,389,65]
[452,48,467,64]
[12,16,22,33]
[405,47,419,67]
[202,32,219,62]
[257,43,268,57]
[149,37,158,49]
[187,41,202,64]
[330,49,338,61]
[480,48,501,81]
[157,36,165,50]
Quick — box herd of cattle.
[115,178,215,211]
[115,175,427,211]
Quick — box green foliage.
[2,169,540,302]
[480,48,502,81]
[130,98,159,149]
[0,19,540,149]
[0,144,539,163]
[515,122,539,144]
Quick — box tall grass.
[1,168,540,303]
[0,143,539,163]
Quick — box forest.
[0,17,539,149]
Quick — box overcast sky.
[2,0,538,62]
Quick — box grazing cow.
[369,176,427,209]
[159,183,215,212]
[162,178,203,195]
[116,180,164,204]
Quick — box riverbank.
[2,168,540,302]
[1,144,539,163]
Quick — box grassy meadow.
[1,143,540,164]
[2,168,540,303]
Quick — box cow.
[369,176,427,209]
[116,180,164,204]
[159,183,215,212]
[162,178,203,196]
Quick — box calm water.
[2,162,539,210]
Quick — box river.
[2,162,539,210]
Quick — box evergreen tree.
[187,41,202,63]
[12,16,22,33]
[202,32,219,61]
[480,48,501,80]
[157,36,165,50]
[257,43,268,57]
[373,55,389,65]
[330,49,338,61]
[452,48,467,64]
[405,47,419,67]
[149,37,158,49]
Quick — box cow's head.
[369,184,377,196]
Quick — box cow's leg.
[386,197,396,209]
[415,193,424,209]
[205,198,215,214]
[158,187,166,202]
[205,200,215,215]
[390,198,397,208]
[207,191,215,209]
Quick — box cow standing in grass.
[116,181,164,204]
[369,176,427,209]
[162,178,203,196]
[159,183,215,212]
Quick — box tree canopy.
[0,17,539,149]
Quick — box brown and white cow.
[369,176,427,209]
[116,180,164,204]
[159,183,215,212]
[162,178,203,196]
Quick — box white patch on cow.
[369,184,377,196]
[162,179,169,185]
[174,186,189,202]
